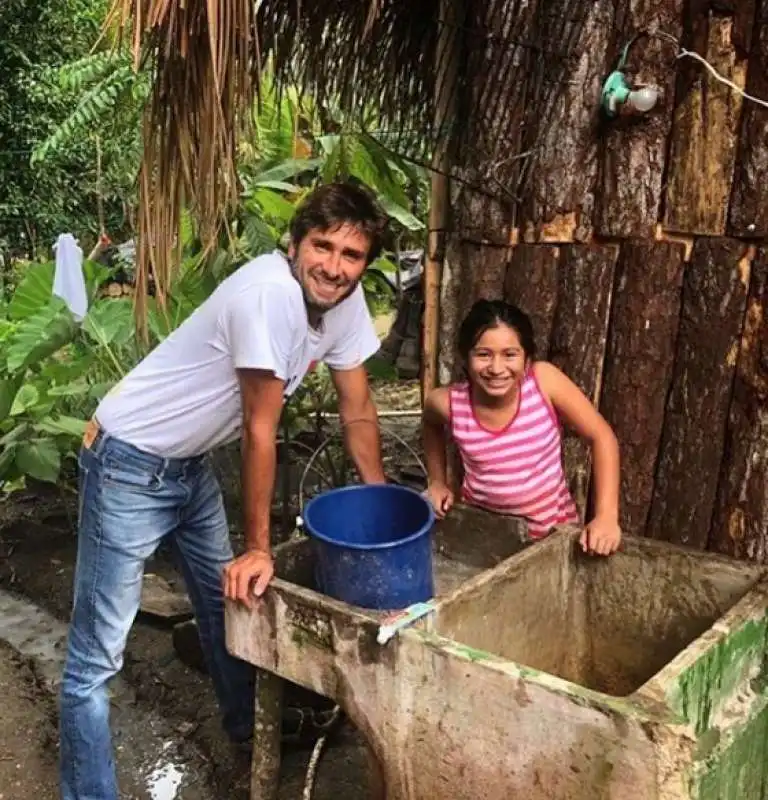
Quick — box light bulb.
[627,85,659,113]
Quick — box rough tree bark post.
[595,0,684,238]
[664,4,751,235]
[646,239,752,548]
[520,0,615,243]
[504,245,560,359]
[709,251,768,562]
[729,1,768,236]
[547,244,619,518]
[250,671,283,799]
[598,242,685,537]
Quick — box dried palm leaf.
[105,0,261,335]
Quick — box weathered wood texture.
[438,0,536,384]
[519,0,615,243]
[599,242,685,537]
[595,0,684,237]
[547,244,619,517]
[440,189,512,382]
[250,671,283,800]
[710,251,768,561]
[646,239,752,548]
[729,5,768,236]
[664,12,748,235]
[503,244,559,359]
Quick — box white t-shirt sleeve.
[323,285,381,371]
[222,282,301,379]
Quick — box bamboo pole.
[421,0,462,400]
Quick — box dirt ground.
[0,640,59,800]
[0,486,376,799]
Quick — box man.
[60,182,389,800]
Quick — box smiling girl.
[422,299,622,555]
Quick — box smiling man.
[59,182,389,800]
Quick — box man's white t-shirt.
[95,250,381,458]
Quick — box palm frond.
[105,0,262,335]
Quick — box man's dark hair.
[289,181,389,264]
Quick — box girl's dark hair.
[457,299,536,361]
[289,181,389,263]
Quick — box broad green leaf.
[0,377,23,423]
[34,415,87,438]
[47,381,90,397]
[9,262,54,320]
[42,354,95,384]
[6,299,78,373]
[15,438,61,483]
[1,476,27,495]
[250,188,297,224]
[252,180,301,193]
[0,445,16,479]
[10,384,40,416]
[0,423,32,448]
[82,260,112,300]
[88,382,114,401]
[253,158,321,185]
[82,298,134,347]
[377,195,425,231]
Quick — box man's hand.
[223,550,275,608]
[580,515,622,556]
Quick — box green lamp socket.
[601,70,631,118]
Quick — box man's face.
[288,224,371,312]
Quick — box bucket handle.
[297,419,428,519]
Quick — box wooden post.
[250,670,283,800]
[422,0,461,399]
[729,3,768,236]
[594,0,684,238]
[548,244,619,518]
[598,242,685,537]
[504,244,560,359]
[664,9,750,235]
[520,0,615,243]
[647,240,752,548]
[709,250,768,561]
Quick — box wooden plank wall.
[445,0,768,559]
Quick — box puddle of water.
[147,744,186,800]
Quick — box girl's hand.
[580,516,622,556]
[425,482,454,519]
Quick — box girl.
[423,299,621,555]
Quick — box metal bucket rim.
[303,484,435,551]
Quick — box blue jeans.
[60,429,255,800]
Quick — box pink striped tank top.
[449,369,579,537]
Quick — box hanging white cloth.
[53,233,88,322]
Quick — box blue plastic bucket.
[302,484,435,611]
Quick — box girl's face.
[467,323,528,398]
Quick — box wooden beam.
[709,250,768,561]
[729,3,768,236]
[548,244,619,518]
[422,0,462,397]
[520,0,615,243]
[647,239,752,548]
[595,0,684,238]
[504,244,560,359]
[598,241,685,536]
[664,13,749,235]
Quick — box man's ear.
[287,241,296,260]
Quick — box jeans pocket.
[102,459,160,491]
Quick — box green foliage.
[0,0,133,259]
